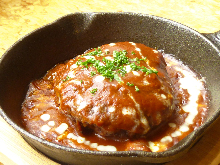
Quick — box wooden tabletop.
[0,0,220,165]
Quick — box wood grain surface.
[0,0,220,165]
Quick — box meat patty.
[22,42,175,139]
[37,42,175,137]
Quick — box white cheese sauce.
[148,54,208,152]
[67,133,117,151]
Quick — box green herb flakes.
[114,74,122,82]
[135,86,140,92]
[126,82,134,86]
[63,75,71,82]
[85,47,102,56]
[76,48,158,83]
[90,71,96,77]
[90,88,98,94]
[141,67,158,75]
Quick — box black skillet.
[0,12,220,165]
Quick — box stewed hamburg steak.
[21,42,208,152]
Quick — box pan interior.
[0,12,219,163]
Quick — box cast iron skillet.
[0,12,220,165]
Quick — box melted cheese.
[168,123,176,128]
[67,133,117,151]
[109,43,116,46]
[70,64,78,69]
[128,94,149,132]
[83,56,95,59]
[77,137,86,144]
[148,141,159,152]
[108,106,115,113]
[160,136,172,143]
[125,65,132,73]
[55,123,68,134]
[40,114,50,121]
[129,42,136,46]
[173,67,203,134]
[97,145,117,151]
[48,121,55,127]
[77,101,87,111]
[122,107,135,115]
[105,56,114,61]
[132,71,140,76]
[151,56,206,151]
[171,130,182,137]
[40,125,51,132]
[94,75,105,82]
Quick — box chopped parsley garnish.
[85,47,102,56]
[130,62,158,75]
[130,57,147,64]
[130,62,141,71]
[90,88,98,94]
[135,86,140,92]
[131,51,135,55]
[76,58,97,68]
[126,82,134,86]
[113,50,130,66]
[90,71,96,77]
[80,80,83,83]
[141,67,158,75]
[114,74,122,82]
[63,75,71,82]
[76,48,158,82]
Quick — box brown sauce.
[21,42,209,152]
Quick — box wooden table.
[0,0,220,164]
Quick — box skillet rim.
[0,12,220,162]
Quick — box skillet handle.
[202,30,220,51]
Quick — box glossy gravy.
[21,42,208,152]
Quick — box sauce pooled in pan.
[21,42,208,152]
